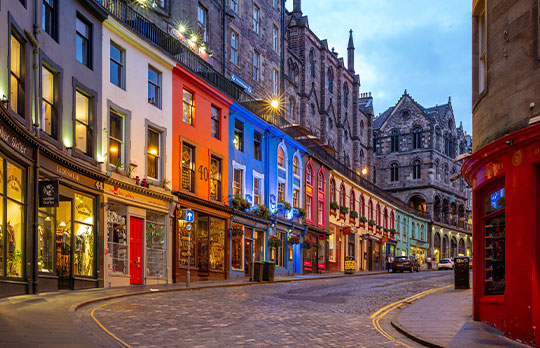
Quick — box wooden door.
[130,217,144,285]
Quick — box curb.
[70,271,388,313]
[390,320,445,348]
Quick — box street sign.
[186,223,192,231]
[185,210,194,223]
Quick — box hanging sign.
[342,226,351,235]
[39,180,59,207]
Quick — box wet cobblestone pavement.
[82,272,454,348]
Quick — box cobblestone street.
[81,272,454,348]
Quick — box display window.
[483,186,505,295]
[38,207,55,273]
[146,212,166,278]
[107,204,128,275]
[231,224,244,270]
[253,230,264,262]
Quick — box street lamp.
[270,99,279,110]
[361,167,368,176]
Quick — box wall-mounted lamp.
[0,95,8,107]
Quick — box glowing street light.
[179,25,186,33]
[361,167,368,175]
[270,99,279,110]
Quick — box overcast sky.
[286,0,472,133]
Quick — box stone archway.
[442,235,449,259]
[450,237,458,258]
[458,238,465,256]
[433,232,441,262]
[408,194,427,212]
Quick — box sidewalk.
[0,271,384,348]
[392,287,529,348]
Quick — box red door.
[130,217,144,285]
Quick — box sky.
[286,0,472,133]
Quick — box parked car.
[392,256,420,273]
[438,258,454,270]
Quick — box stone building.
[372,91,472,261]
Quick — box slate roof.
[358,97,374,116]
[372,106,393,129]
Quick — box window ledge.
[479,295,504,304]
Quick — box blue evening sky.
[286,1,472,133]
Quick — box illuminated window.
[293,157,299,177]
[109,109,124,167]
[10,32,25,117]
[293,189,299,208]
[210,106,220,139]
[234,119,244,151]
[233,168,243,196]
[181,143,195,192]
[147,128,161,180]
[210,156,221,201]
[254,177,261,206]
[278,182,285,202]
[483,186,505,295]
[41,64,57,139]
[277,147,285,169]
[73,193,95,277]
[75,90,92,156]
[182,89,194,125]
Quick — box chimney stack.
[293,0,302,14]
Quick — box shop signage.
[104,184,168,210]
[345,260,355,271]
[230,73,252,95]
[415,240,427,248]
[342,226,351,235]
[39,180,59,207]
[0,121,33,160]
[318,234,326,240]
[381,237,389,244]
[40,155,103,191]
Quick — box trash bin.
[454,256,470,289]
[263,261,275,282]
[345,256,355,274]
[252,261,264,282]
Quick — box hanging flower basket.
[301,240,312,249]
[268,235,281,248]
[288,235,300,245]
[231,227,244,237]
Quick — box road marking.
[370,284,452,347]
[90,300,134,348]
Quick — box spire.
[347,29,355,72]
[448,96,452,104]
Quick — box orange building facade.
[171,64,232,282]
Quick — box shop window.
[147,128,162,180]
[231,224,243,270]
[253,131,261,161]
[43,0,58,40]
[107,206,127,275]
[233,168,243,196]
[275,232,285,267]
[181,143,195,192]
[253,176,262,206]
[483,187,505,295]
[41,64,58,139]
[209,217,225,270]
[234,119,243,152]
[38,207,55,273]
[254,230,264,261]
[10,31,26,117]
[110,42,125,89]
[148,66,161,108]
[75,90,93,156]
[109,109,124,168]
[210,106,220,139]
[209,156,222,201]
[328,229,335,262]
[146,213,166,278]
[73,193,95,277]
[75,15,91,68]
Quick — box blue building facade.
[395,209,430,268]
[228,103,307,278]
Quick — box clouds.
[288,0,472,132]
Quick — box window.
[390,163,399,182]
[272,26,279,51]
[10,33,25,117]
[293,189,299,208]
[230,30,238,64]
[233,168,243,196]
[339,185,346,207]
[148,66,161,108]
[231,224,244,270]
[477,4,487,94]
[42,0,57,39]
[210,106,220,139]
[110,42,125,89]
[234,119,244,151]
[197,4,208,42]
[147,128,161,180]
[73,193,95,277]
[318,171,324,192]
[412,127,422,149]
[182,89,194,125]
[349,189,355,212]
[75,16,91,67]
[107,204,127,275]
[327,69,333,93]
[277,182,285,202]
[272,0,279,9]
[146,213,166,278]
[343,84,349,108]
[181,143,195,192]
[252,50,260,81]
[318,200,324,224]
[41,65,57,138]
[413,160,421,180]
[272,69,279,95]
[309,49,315,77]
[483,187,505,295]
[230,0,238,13]
[75,90,92,156]
[328,229,335,262]
[277,147,285,169]
[109,109,124,167]
[153,0,165,8]
[254,177,262,205]
[38,206,55,273]
[390,130,399,152]
[306,194,312,220]
[210,157,222,201]
[252,5,260,34]
[373,167,377,184]
[253,131,261,161]
[293,157,299,177]
[306,165,312,186]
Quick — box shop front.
[103,176,173,287]
[363,234,383,271]
[303,226,329,274]
[269,219,304,276]
[327,224,340,272]
[230,212,268,279]
[174,193,231,282]
[410,240,428,267]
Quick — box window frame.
[181,142,196,193]
[230,0,238,13]
[40,56,62,142]
[252,50,260,82]
[230,30,239,65]
[210,105,220,139]
[75,14,92,69]
[234,119,244,152]
[272,68,279,95]
[148,65,162,109]
[390,163,399,182]
[108,108,125,169]
[232,161,246,197]
[197,3,208,43]
[146,126,163,181]
[253,131,262,161]
[252,4,260,35]
[9,24,27,121]
[272,25,279,51]
[413,160,422,180]
[209,155,222,202]
[72,80,97,162]
[110,41,125,90]
[42,0,58,41]
[253,171,264,206]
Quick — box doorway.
[129,217,143,285]
[244,239,252,277]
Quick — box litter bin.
[252,261,264,282]
[454,256,470,289]
[344,256,355,274]
[263,261,275,282]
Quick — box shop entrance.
[56,198,72,289]
[244,239,252,277]
[129,217,143,285]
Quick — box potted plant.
[368,219,375,232]
[301,240,312,249]
[231,227,244,238]
[359,216,367,227]
[254,204,271,219]
[349,210,358,223]
[339,205,349,220]
[330,201,339,216]
[288,235,300,245]
[268,235,281,248]
[295,208,305,218]
[278,200,291,211]
[232,195,251,211]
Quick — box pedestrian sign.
[185,210,194,223]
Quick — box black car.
[392,256,420,273]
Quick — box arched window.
[288,97,295,121]
[293,156,299,177]
[318,171,324,192]
[443,164,449,183]
[306,164,313,186]
[360,195,365,217]
[327,68,334,94]
[390,163,399,182]
[278,147,285,168]
[309,49,315,77]
[330,178,336,202]
[412,223,416,239]
[383,208,388,228]
[343,83,349,108]
[412,127,422,149]
[376,204,381,225]
[435,159,440,181]
[390,211,395,229]
[390,130,399,152]
[368,199,373,220]
[413,160,421,179]
[350,189,355,212]
[339,184,346,207]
